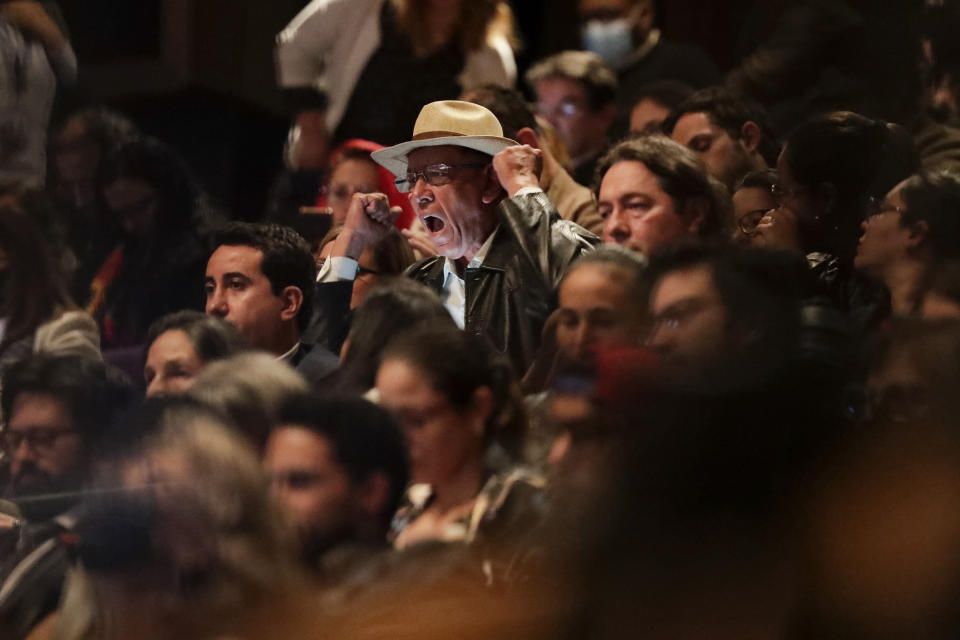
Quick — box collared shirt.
[277,341,301,364]
[317,188,544,328]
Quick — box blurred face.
[103,177,158,237]
[407,146,496,262]
[535,77,611,161]
[671,112,753,189]
[629,98,670,135]
[204,245,288,353]
[52,116,101,212]
[599,160,696,256]
[775,147,826,243]
[144,329,205,397]
[5,392,82,501]
[265,426,354,545]
[555,263,644,366]
[855,182,910,276]
[921,293,960,320]
[732,186,776,244]
[647,265,730,373]
[327,158,380,225]
[376,358,484,488]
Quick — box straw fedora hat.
[371,100,518,177]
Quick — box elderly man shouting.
[318,100,597,372]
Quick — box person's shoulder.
[295,342,339,384]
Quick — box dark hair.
[928,261,960,306]
[0,203,73,357]
[784,112,920,255]
[526,50,618,111]
[645,241,807,365]
[278,394,409,530]
[381,324,527,460]
[735,168,779,193]
[210,222,317,333]
[2,355,135,450]
[338,278,455,393]
[566,244,649,305]
[630,80,694,114]
[99,136,219,237]
[146,310,248,362]
[54,107,138,156]
[664,86,780,166]
[465,85,537,140]
[898,171,960,262]
[594,135,732,238]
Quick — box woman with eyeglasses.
[753,111,920,332]
[855,171,960,316]
[731,168,778,245]
[374,324,542,554]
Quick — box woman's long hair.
[393,0,518,53]
[0,202,73,356]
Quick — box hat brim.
[370,135,518,178]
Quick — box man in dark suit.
[204,222,338,386]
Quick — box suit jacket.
[406,192,598,373]
[290,341,340,387]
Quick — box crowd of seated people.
[6,1,960,638]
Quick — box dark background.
[54,0,751,220]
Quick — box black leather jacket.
[406,192,598,373]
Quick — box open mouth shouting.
[422,214,446,234]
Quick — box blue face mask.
[581,18,634,70]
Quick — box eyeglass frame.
[4,428,79,453]
[393,162,489,193]
[736,208,772,236]
[864,196,906,221]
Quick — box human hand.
[0,1,66,50]
[492,145,543,197]
[753,208,803,252]
[285,110,328,170]
[401,218,438,259]
[334,193,399,259]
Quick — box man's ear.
[279,285,304,322]
[599,103,617,129]
[683,199,708,235]
[515,127,541,150]
[481,165,505,204]
[739,121,762,155]
[634,0,655,34]
[906,219,930,250]
[358,472,391,520]
[469,386,494,439]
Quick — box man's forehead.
[652,265,717,307]
[579,0,633,15]
[207,244,265,276]
[9,392,72,430]
[406,145,488,169]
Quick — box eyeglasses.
[770,184,807,207]
[4,428,78,453]
[737,208,770,236]
[864,196,906,220]
[394,162,487,193]
[535,100,583,120]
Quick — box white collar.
[621,28,661,69]
[442,226,499,282]
[277,341,301,363]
